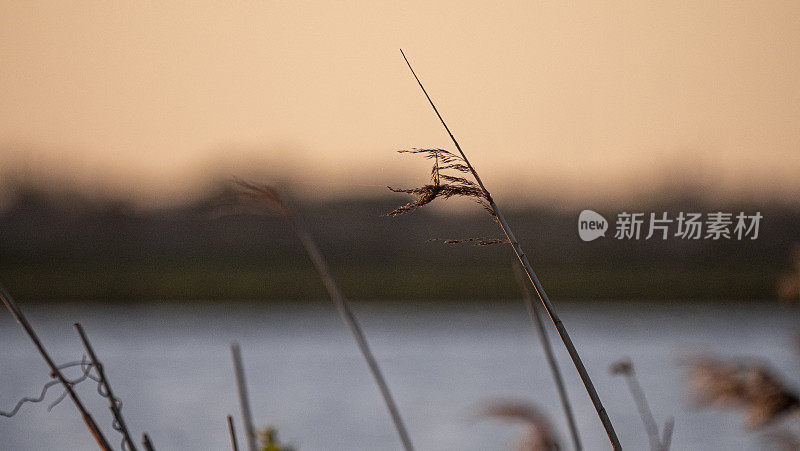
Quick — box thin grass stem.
[399,49,621,449]
[610,359,667,450]
[231,343,258,451]
[74,322,138,451]
[626,370,660,450]
[292,224,414,451]
[227,415,240,451]
[74,323,136,451]
[514,264,582,450]
[235,182,414,451]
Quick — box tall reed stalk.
[231,342,258,451]
[236,182,414,451]
[399,50,621,449]
[0,284,112,450]
[610,359,672,451]
[74,322,138,451]
[227,415,241,451]
[514,264,582,450]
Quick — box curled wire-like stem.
[1,355,95,418]
[0,352,131,449]
[46,358,98,412]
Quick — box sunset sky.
[1,1,798,207]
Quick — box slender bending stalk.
[227,415,241,451]
[294,218,414,451]
[609,359,663,451]
[231,342,258,451]
[399,49,621,449]
[626,373,659,450]
[513,265,582,450]
[236,182,414,451]
[0,284,112,450]
[74,323,138,451]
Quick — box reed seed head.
[387,148,492,217]
[609,358,634,376]
[388,148,506,245]
[233,178,291,217]
[478,400,561,451]
[686,356,800,428]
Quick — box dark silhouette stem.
[142,432,155,451]
[227,415,240,451]
[514,265,582,450]
[0,284,112,451]
[74,322,138,451]
[231,343,258,451]
[400,49,621,449]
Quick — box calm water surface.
[0,300,798,450]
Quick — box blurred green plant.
[257,426,295,451]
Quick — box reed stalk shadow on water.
[514,264,582,451]
[234,181,414,451]
[0,284,112,450]
[393,49,621,449]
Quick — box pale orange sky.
[1,1,798,207]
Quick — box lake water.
[1,299,798,450]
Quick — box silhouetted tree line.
[0,185,796,301]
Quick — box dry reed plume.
[387,149,506,246]
[762,429,800,451]
[388,149,493,217]
[478,400,561,451]
[686,355,800,429]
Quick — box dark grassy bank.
[0,263,779,301]
[0,186,796,301]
